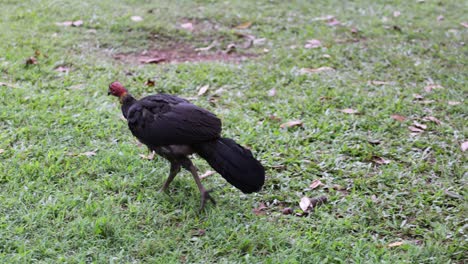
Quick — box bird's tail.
[194,138,265,193]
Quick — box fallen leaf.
[448,101,461,105]
[144,79,155,87]
[54,66,70,73]
[197,85,210,96]
[424,84,444,92]
[393,11,401,17]
[267,88,276,97]
[391,114,406,122]
[200,170,215,179]
[420,100,435,104]
[340,108,359,114]
[191,229,206,237]
[225,43,236,54]
[141,57,166,64]
[280,120,303,128]
[444,190,463,199]
[461,141,468,152]
[437,15,444,21]
[299,197,311,212]
[235,21,252,29]
[309,179,323,189]
[309,196,328,208]
[26,57,38,65]
[408,126,424,133]
[460,22,468,28]
[180,22,193,30]
[0,149,4,154]
[423,116,441,125]
[56,21,73,26]
[253,202,267,215]
[388,241,404,248]
[72,20,83,27]
[80,151,96,157]
[304,39,322,49]
[131,16,143,22]
[413,93,424,100]
[372,156,391,165]
[0,82,16,88]
[299,67,334,74]
[327,17,341,26]
[413,121,427,130]
[139,151,155,160]
[368,139,381,145]
[282,207,293,215]
[268,115,282,122]
[369,80,391,85]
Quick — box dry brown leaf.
[141,57,166,64]
[299,67,334,74]
[280,120,303,128]
[252,202,267,215]
[180,22,194,30]
[391,114,406,122]
[461,141,468,152]
[327,17,341,26]
[131,16,143,22]
[413,93,424,100]
[424,84,444,92]
[80,151,96,157]
[408,126,424,133]
[268,115,282,122]
[304,39,322,49]
[413,121,427,130]
[372,156,391,165]
[72,20,83,27]
[448,101,461,106]
[423,116,441,125]
[309,179,323,189]
[388,241,404,248]
[235,21,252,29]
[369,80,391,85]
[54,66,70,73]
[282,207,293,215]
[26,57,38,65]
[299,197,311,212]
[197,85,209,96]
[420,100,435,104]
[460,22,468,28]
[139,151,155,160]
[393,11,401,17]
[267,88,276,97]
[56,21,73,26]
[340,108,359,114]
[200,170,216,179]
[0,149,4,154]
[144,79,155,87]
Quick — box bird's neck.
[120,93,136,119]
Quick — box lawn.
[0,0,466,263]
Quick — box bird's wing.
[126,94,222,147]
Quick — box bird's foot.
[200,189,216,211]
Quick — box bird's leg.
[188,164,216,211]
[159,162,181,193]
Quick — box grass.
[0,0,466,263]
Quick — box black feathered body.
[120,93,265,193]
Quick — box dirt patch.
[113,42,257,64]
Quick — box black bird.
[108,81,265,210]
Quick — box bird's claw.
[199,189,216,211]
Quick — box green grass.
[0,0,467,263]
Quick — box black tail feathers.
[194,138,265,193]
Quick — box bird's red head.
[108,81,128,97]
